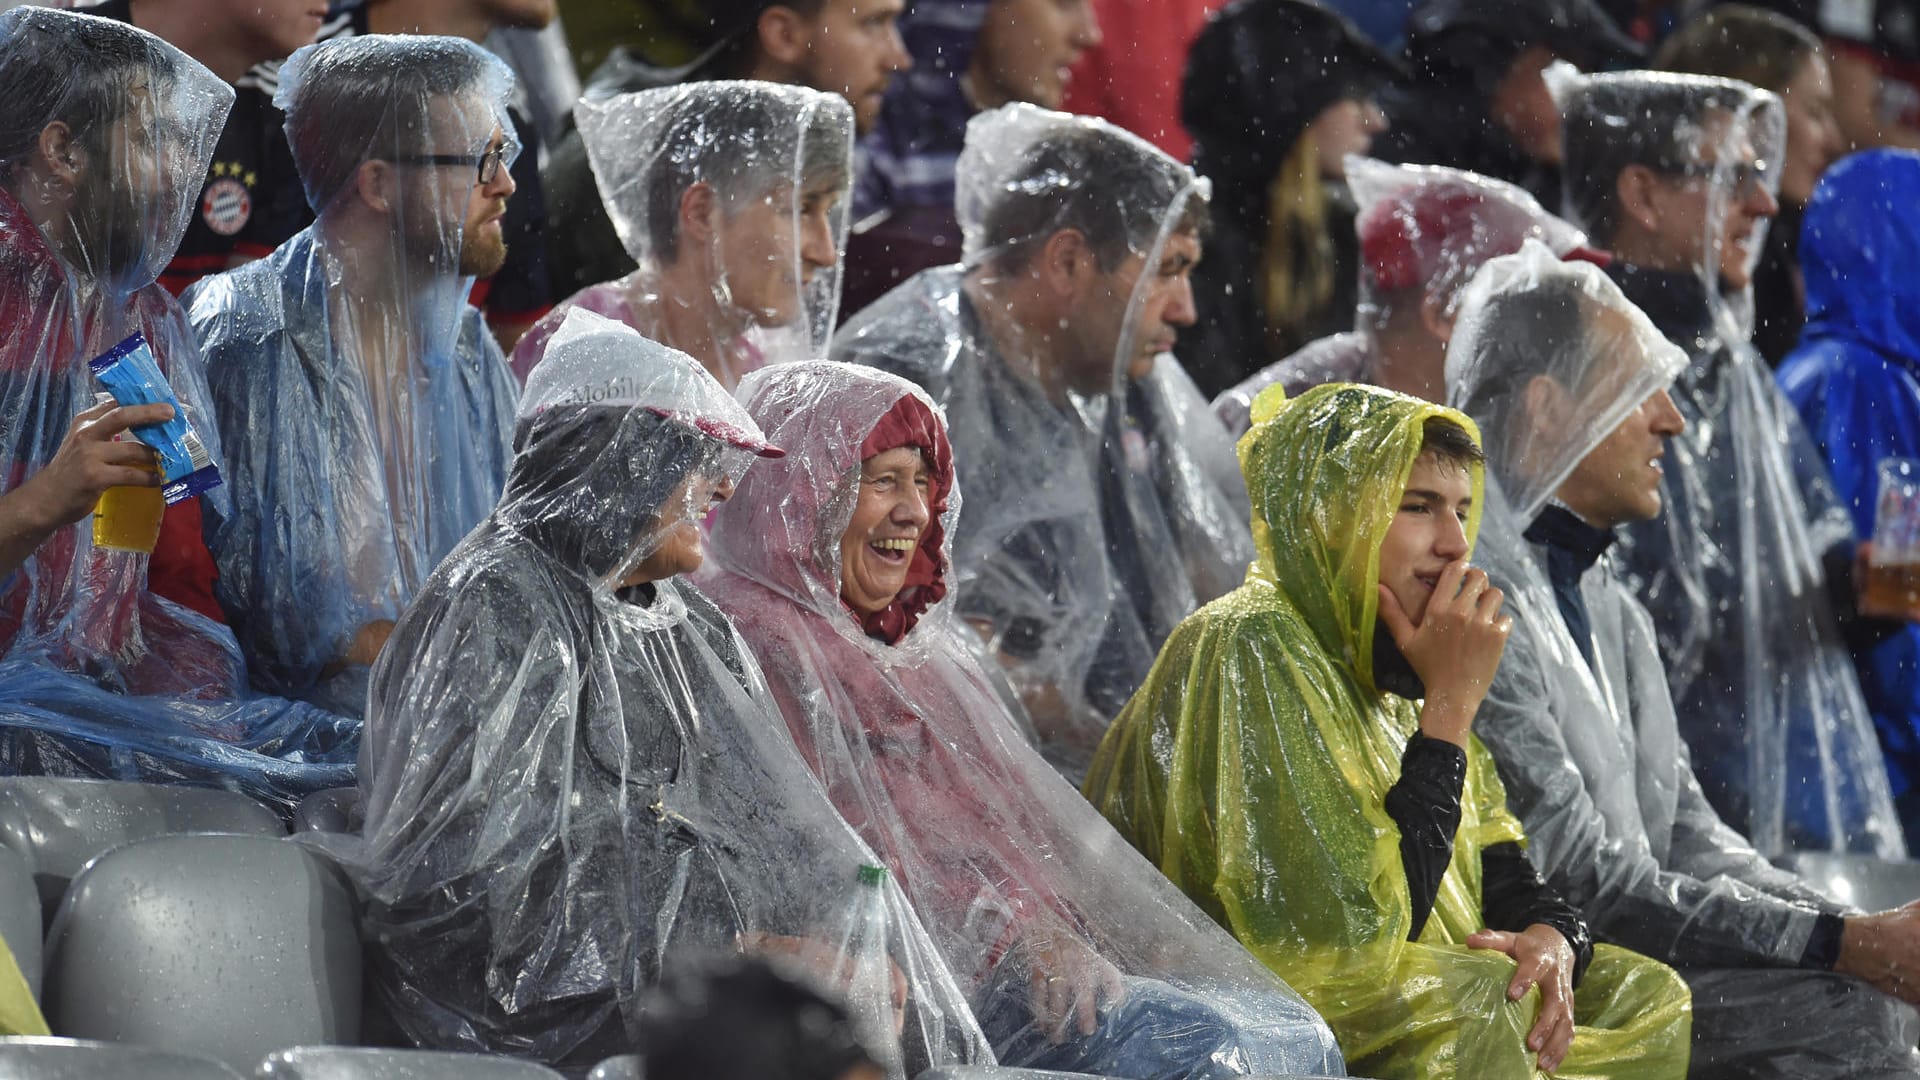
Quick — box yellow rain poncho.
[1084,382,1691,1079]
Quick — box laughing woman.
[701,360,1345,1079]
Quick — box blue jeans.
[975,972,1345,1080]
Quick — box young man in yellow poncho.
[1084,381,1692,1078]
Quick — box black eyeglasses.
[389,143,509,186]
[1655,157,1773,197]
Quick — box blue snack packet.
[88,332,223,505]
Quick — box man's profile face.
[458,125,516,277]
[1057,227,1200,395]
[795,0,910,135]
[75,81,181,285]
[1638,109,1777,288]
[970,0,1100,111]
[392,95,515,278]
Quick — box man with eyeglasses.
[1558,69,1913,863]
[184,34,521,720]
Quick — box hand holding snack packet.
[88,332,222,506]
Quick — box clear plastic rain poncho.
[1084,381,1693,1079]
[831,103,1254,781]
[1557,69,1903,857]
[1213,157,1590,437]
[1449,242,1920,1074]
[700,360,1344,1077]
[185,35,522,719]
[510,81,854,389]
[0,8,357,809]
[350,309,989,1073]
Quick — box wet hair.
[643,90,852,263]
[0,10,179,177]
[1452,274,1594,420]
[1419,415,1485,472]
[977,126,1211,276]
[1653,5,1821,96]
[280,36,501,212]
[637,955,879,1080]
[1561,78,1753,246]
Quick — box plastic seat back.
[41,833,360,1073]
[0,1035,245,1078]
[1788,852,1920,913]
[586,1055,641,1080]
[0,777,284,918]
[258,1046,567,1078]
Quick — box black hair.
[0,9,179,176]
[1457,273,1595,412]
[637,955,880,1080]
[1561,77,1754,245]
[1420,415,1486,472]
[281,35,500,212]
[977,126,1210,275]
[641,89,852,263]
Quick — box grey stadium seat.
[1787,852,1920,914]
[0,777,284,919]
[586,1055,641,1080]
[258,1046,567,1079]
[0,1035,245,1078]
[40,833,359,1073]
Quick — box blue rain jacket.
[186,228,518,718]
[1779,148,1920,804]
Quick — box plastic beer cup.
[1865,457,1920,619]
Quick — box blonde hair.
[1259,132,1337,359]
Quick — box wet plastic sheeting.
[1450,243,1853,963]
[512,81,854,387]
[186,35,521,720]
[1213,157,1588,436]
[347,310,987,1072]
[0,9,355,808]
[1447,245,1920,1074]
[832,104,1252,780]
[1084,382,1693,1078]
[1557,69,1904,857]
[701,360,1343,1076]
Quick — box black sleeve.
[1481,841,1596,987]
[1383,732,1466,942]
